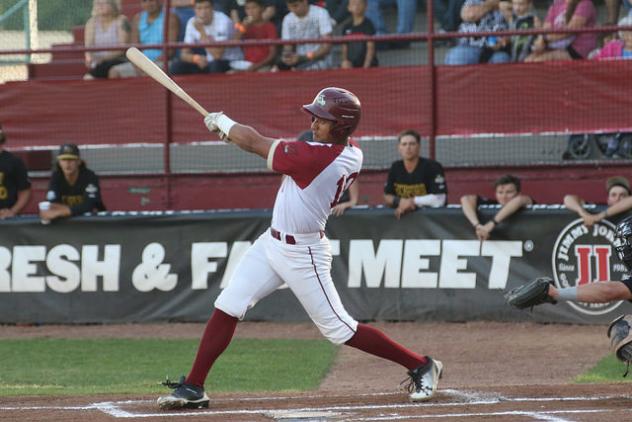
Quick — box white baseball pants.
[215,229,358,344]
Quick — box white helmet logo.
[316,94,326,106]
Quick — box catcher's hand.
[504,277,557,310]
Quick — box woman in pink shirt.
[526,0,597,61]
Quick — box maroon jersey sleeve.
[270,140,344,189]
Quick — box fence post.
[162,0,173,209]
[26,0,38,63]
[426,0,437,161]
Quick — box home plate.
[264,409,343,419]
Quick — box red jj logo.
[553,219,627,316]
[574,245,611,285]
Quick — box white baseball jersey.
[266,139,362,234]
[214,138,362,344]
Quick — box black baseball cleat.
[402,357,443,402]
[157,376,210,410]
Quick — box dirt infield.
[2,321,632,421]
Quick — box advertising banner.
[0,207,629,324]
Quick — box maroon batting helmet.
[302,87,361,142]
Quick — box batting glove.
[204,112,224,132]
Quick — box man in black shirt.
[0,124,31,219]
[384,129,447,219]
[39,144,106,222]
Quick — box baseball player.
[157,87,443,410]
[0,124,32,219]
[506,215,632,308]
[39,144,106,222]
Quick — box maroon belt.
[270,228,324,245]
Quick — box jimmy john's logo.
[316,94,326,106]
[552,219,628,315]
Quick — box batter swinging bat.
[125,47,209,117]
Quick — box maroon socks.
[185,309,238,387]
[345,323,427,370]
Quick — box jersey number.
[331,172,358,208]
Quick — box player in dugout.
[39,144,106,223]
[157,87,443,409]
[0,123,32,219]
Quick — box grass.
[576,354,632,383]
[0,338,338,396]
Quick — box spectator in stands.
[275,0,333,70]
[366,0,417,48]
[108,0,179,78]
[39,144,106,223]
[384,129,447,219]
[525,0,597,62]
[214,0,243,23]
[434,0,466,32]
[460,174,533,240]
[564,176,632,228]
[444,0,511,65]
[0,124,31,219]
[593,15,632,59]
[233,0,278,71]
[501,0,541,61]
[341,0,378,68]
[170,0,243,74]
[84,0,131,80]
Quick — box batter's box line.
[345,409,616,422]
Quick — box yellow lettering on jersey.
[394,183,427,198]
[62,195,84,207]
[0,172,6,200]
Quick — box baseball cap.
[57,143,80,160]
[606,176,631,194]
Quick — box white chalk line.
[345,409,613,421]
[1,390,630,420]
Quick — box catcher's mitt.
[504,277,557,310]
[607,314,632,377]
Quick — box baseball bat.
[125,47,209,117]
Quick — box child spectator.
[341,0,378,68]
[503,0,541,61]
[83,0,131,79]
[40,144,106,223]
[234,0,278,71]
[525,0,597,61]
[593,15,632,60]
[170,0,243,74]
[460,174,533,240]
